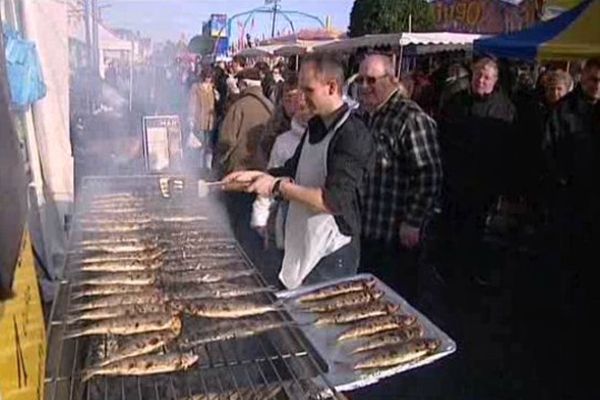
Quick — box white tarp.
[315,32,482,53]
[21,0,72,279]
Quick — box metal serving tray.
[276,273,457,392]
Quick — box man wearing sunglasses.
[222,54,375,289]
[358,54,443,303]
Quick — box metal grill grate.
[45,175,344,400]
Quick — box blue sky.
[102,0,355,42]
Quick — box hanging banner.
[432,0,543,34]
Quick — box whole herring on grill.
[337,314,417,342]
[172,299,281,318]
[314,302,399,325]
[350,325,425,354]
[182,316,291,347]
[71,284,149,299]
[353,338,441,370]
[81,351,198,382]
[69,290,165,312]
[96,329,181,367]
[169,282,275,300]
[293,278,376,303]
[162,259,246,273]
[161,269,255,284]
[67,303,176,324]
[298,289,384,313]
[64,313,181,338]
[74,248,165,264]
[71,241,157,254]
[181,384,284,400]
[70,271,157,286]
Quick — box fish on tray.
[180,383,284,400]
[71,259,163,273]
[161,260,246,273]
[81,351,198,382]
[337,314,417,342]
[298,289,384,313]
[171,299,281,319]
[74,248,165,264]
[353,338,441,370]
[313,302,399,325]
[65,313,181,338]
[350,325,424,354]
[292,278,376,303]
[95,329,181,367]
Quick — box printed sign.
[210,14,228,38]
[142,115,183,173]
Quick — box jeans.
[303,238,360,285]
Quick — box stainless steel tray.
[276,273,457,392]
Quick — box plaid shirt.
[361,90,443,242]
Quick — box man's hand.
[221,171,265,192]
[247,174,277,197]
[400,222,421,249]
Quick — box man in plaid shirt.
[358,55,443,302]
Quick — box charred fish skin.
[314,303,399,325]
[161,269,255,285]
[353,338,441,370]
[169,283,275,301]
[337,314,418,342]
[172,299,280,319]
[70,284,149,299]
[300,289,384,313]
[70,271,157,287]
[295,278,376,303]
[182,317,289,347]
[65,313,181,338]
[96,329,181,367]
[66,303,176,324]
[69,290,165,312]
[81,351,198,382]
[350,325,424,354]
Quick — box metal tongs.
[197,178,255,198]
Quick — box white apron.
[279,110,352,289]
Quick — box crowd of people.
[184,52,598,396]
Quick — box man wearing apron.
[223,54,375,289]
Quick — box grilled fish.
[81,351,198,382]
[337,314,417,342]
[96,329,181,367]
[161,269,255,284]
[314,302,399,325]
[73,259,162,273]
[182,317,290,347]
[294,278,376,303]
[71,284,149,299]
[70,271,157,287]
[71,242,156,254]
[169,283,275,300]
[181,384,283,400]
[78,223,154,234]
[162,215,207,223]
[162,260,247,273]
[172,299,281,319]
[75,248,164,264]
[350,325,424,354]
[69,290,165,312]
[65,313,180,338]
[77,236,158,247]
[353,338,441,370]
[299,289,384,313]
[67,303,175,324]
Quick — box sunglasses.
[356,75,387,85]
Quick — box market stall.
[474,0,600,60]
